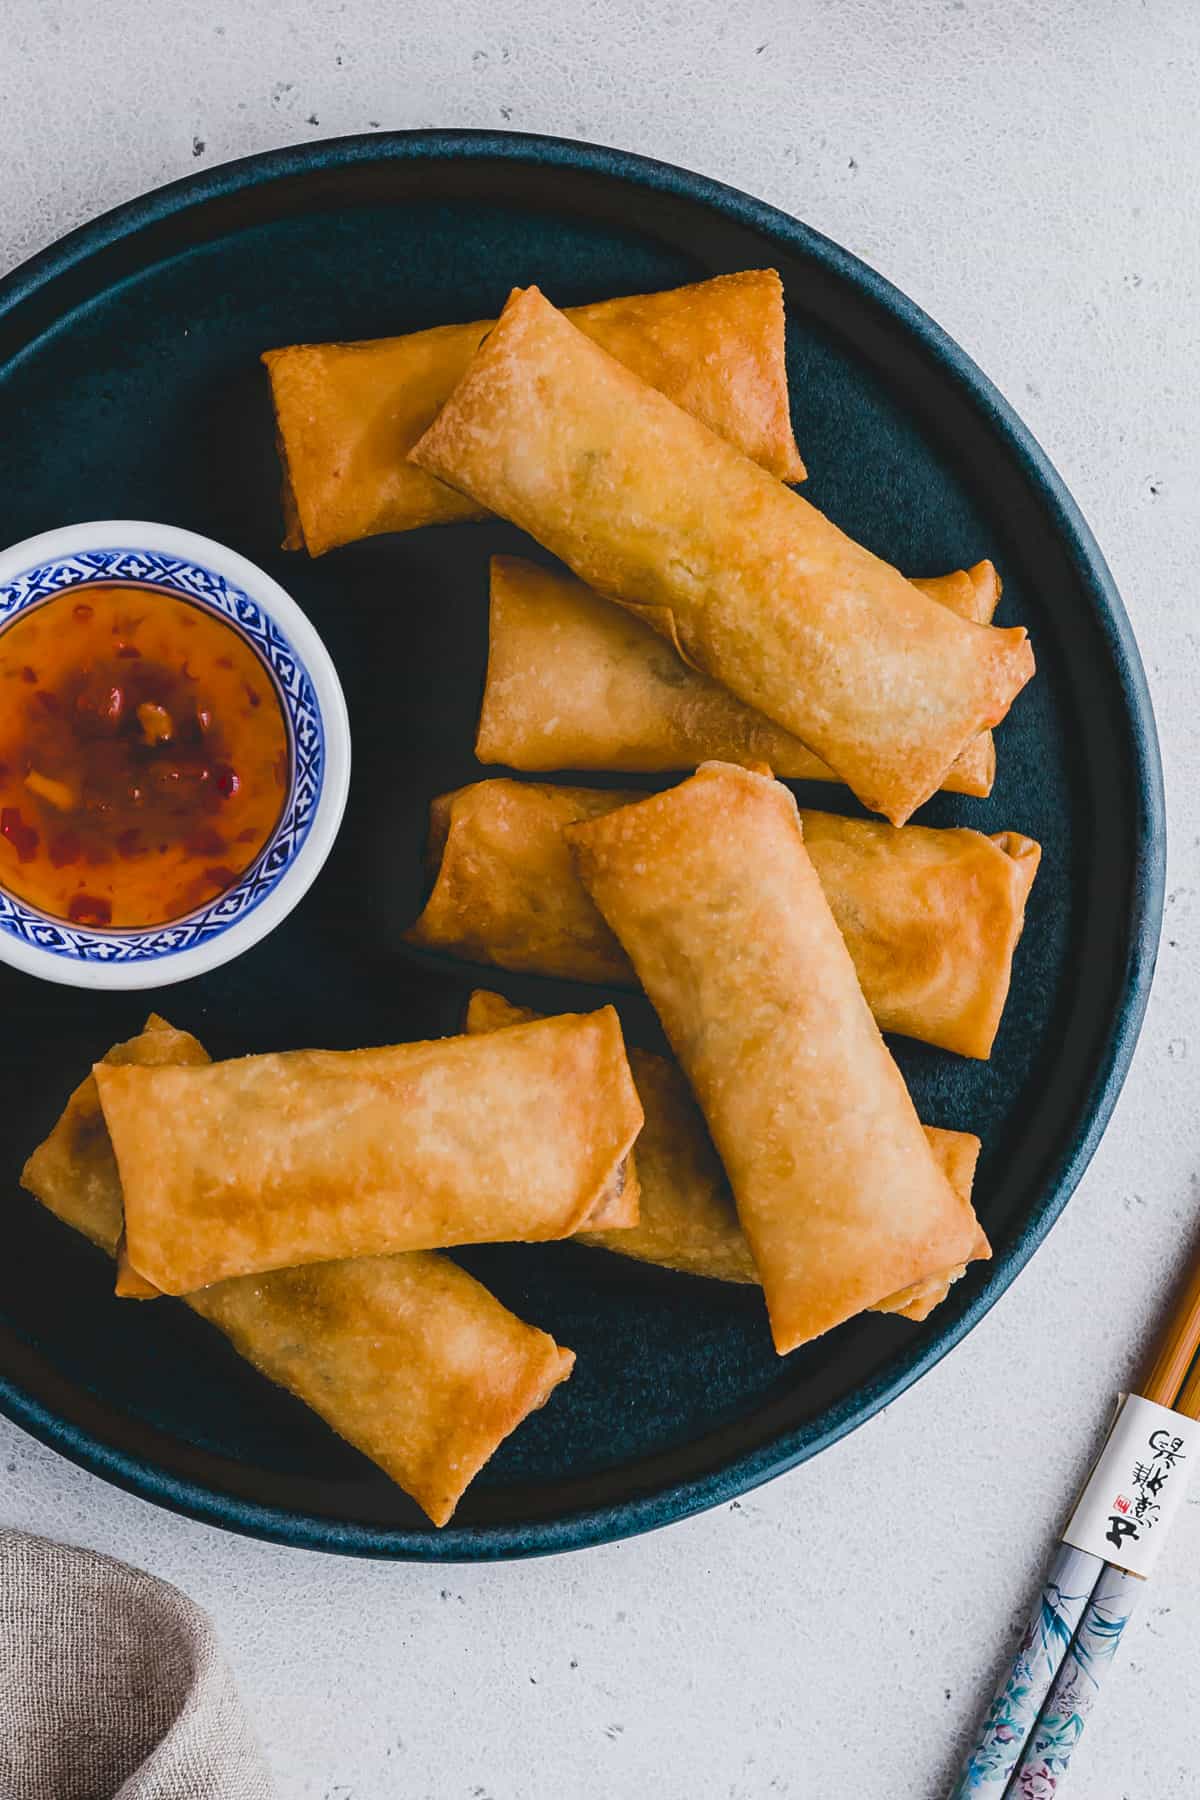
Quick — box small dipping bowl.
[0,522,350,989]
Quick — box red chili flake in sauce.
[1,807,39,862]
[75,682,125,733]
[68,893,113,927]
[48,831,82,868]
[0,584,288,928]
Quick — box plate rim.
[0,127,1166,1560]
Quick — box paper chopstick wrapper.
[1062,1393,1196,1576]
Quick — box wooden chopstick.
[952,1243,1200,1795]
[1169,1348,1200,1422]
[1139,1251,1200,1406]
[998,1333,1200,1795]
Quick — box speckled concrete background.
[2,3,1199,1796]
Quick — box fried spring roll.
[406,779,1040,1059]
[409,286,1034,823]
[21,1017,575,1526]
[477,555,998,798]
[797,812,1040,1057]
[264,270,805,555]
[114,1243,159,1299]
[95,1011,643,1296]
[23,1016,212,1255]
[566,764,982,1353]
[408,782,634,989]
[876,1129,991,1322]
[465,990,990,1322]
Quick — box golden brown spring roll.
[96,1011,643,1296]
[406,779,1040,1059]
[466,990,990,1321]
[189,1254,573,1526]
[264,270,805,555]
[21,1017,575,1527]
[114,1243,159,1298]
[112,1010,638,1303]
[409,286,1034,824]
[877,1128,991,1322]
[408,781,634,987]
[567,764,982,1353]
[22,1016,212,1255]
[477,555,998,798]
[797,811,1040,1057]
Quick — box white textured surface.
[2,3,1199,1795]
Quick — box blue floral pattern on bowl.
[0,547,324,963]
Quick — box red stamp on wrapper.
[1113,1494,1131,1514]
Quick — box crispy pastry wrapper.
[408,781,636,987]
[407,779,1040,1059]
[96,1011,643,1296]
[186,1255,573,1527]
[21,1016,575,1526]
[466,990,990,1320]
[477,555,998,798]
[566,764,982,1353]
[409,286,1033,823]
[264,270,804,555]
[22,1017,212,1257]
[797,811,1040,1058]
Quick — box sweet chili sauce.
[0,584,290,929]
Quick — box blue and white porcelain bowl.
[0,522,350,989]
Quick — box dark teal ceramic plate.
[0,132,1164,1559]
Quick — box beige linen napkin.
[0,1528,274,1800]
